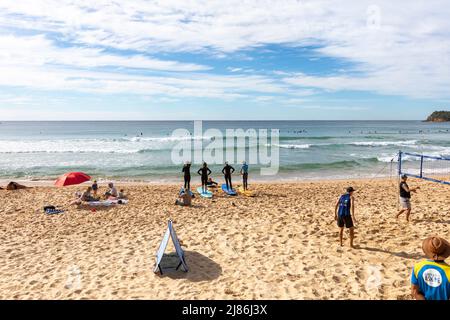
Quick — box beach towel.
[88,200,115,207]
[45,208,65,214]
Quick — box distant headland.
[425,111,450,122]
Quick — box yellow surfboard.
[238,186,255,197]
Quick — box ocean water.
[1,121,450,182]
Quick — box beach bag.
[43,205,64,214]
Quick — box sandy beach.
[0,178,449,300]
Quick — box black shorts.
[337,215,354,228]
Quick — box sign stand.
[153,220,188,274]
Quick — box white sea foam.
[351,140,418,147]
[0,136,216,154]
[270,143,311,149]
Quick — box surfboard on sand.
[221,184,237,196]
[196,186,213,198]
[238,186,254,197]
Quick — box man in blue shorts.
[334,187,357,248]
[411,236,450,300]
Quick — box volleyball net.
[398,151,450,185]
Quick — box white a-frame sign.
[153,220,188,274]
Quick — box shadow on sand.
[356,246,424,260]
[414,218,450,224]
[158,251,222,282]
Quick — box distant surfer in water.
[222,162,235,191]
[240,161,249,191]
[197,162,212,193]
[334,187,357,248]
[182,161,191,190]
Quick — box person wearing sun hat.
[411,236,450,300]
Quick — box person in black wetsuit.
[182,162,191,190]
[197,162,212,193]
[222,162,235,191]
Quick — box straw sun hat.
[422,236,450,261]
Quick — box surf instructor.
[222,162,235,191]
[334,187,357,248]
[396,174,419,222]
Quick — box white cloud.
[0,63,287,99]
[0,0,449,100]
[0,33,288,99]
[0,108,155,121]
[0,34,209,71]
[300,105,369,111]
[0,95,35,105]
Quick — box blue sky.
[0,0,449,120]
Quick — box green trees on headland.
[426,111,450,122]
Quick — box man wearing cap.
[396,175,420,222]
[411,236,450,300]
[334,187,357,248]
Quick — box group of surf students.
[176,161,249,206]
[182,161,249,193]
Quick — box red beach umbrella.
[55,172,91,187]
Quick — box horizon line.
[0,119,427,122]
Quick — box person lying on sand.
[411,236,450,300]
[175,189,192,207]
[334,187,357,248]
[206,177,218,188]
[70,188,101,205]
[70,191,83,205]
[5,181,29,190]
